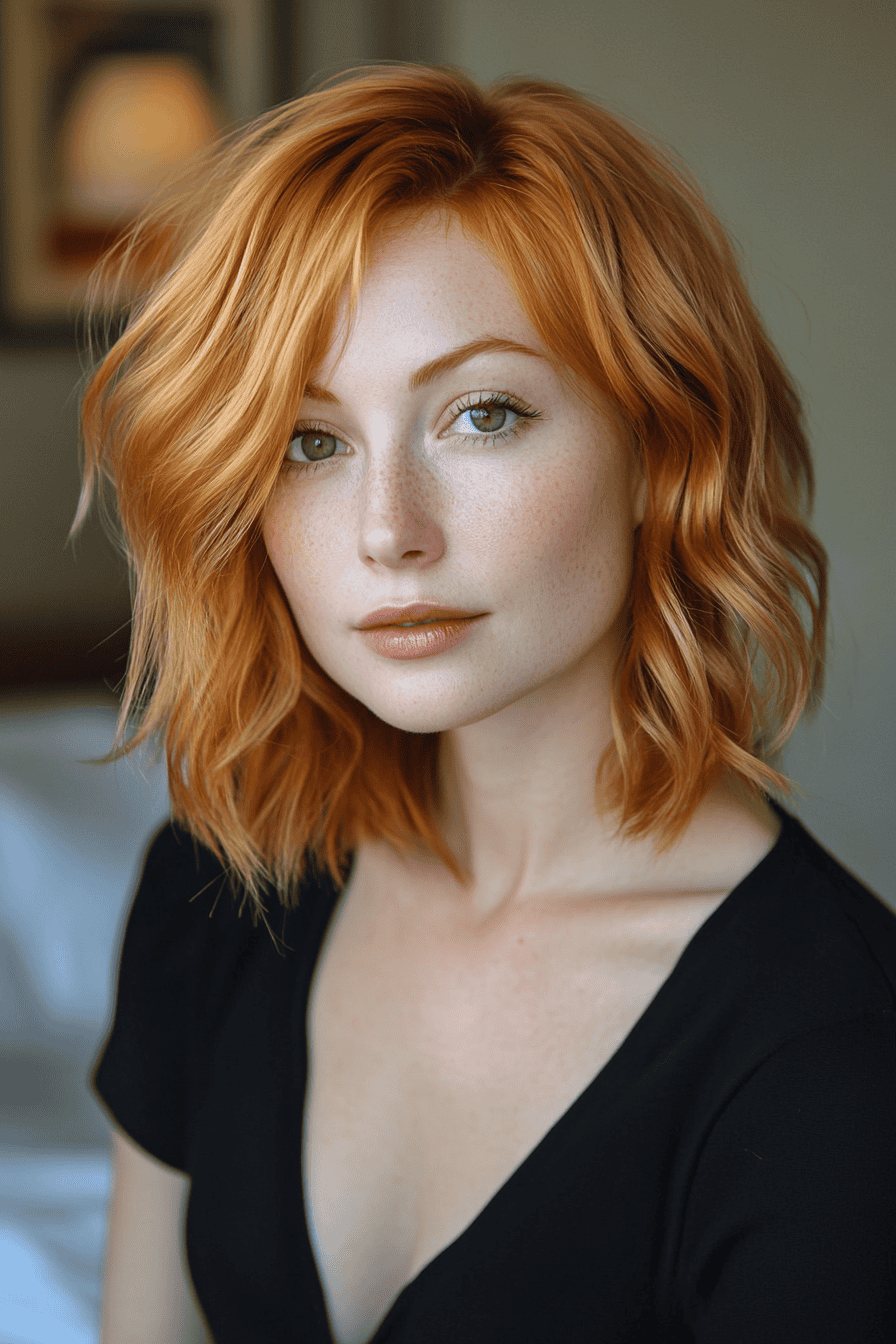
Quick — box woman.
[84,64,896,1343]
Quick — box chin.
[355,677,523,737]
[358,694,470,736]
[372,708,452,735]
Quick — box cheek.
[261,496,293,584]
[261,492,321,612]
[520,459,636,615]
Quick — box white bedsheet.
[0,700,168,1343]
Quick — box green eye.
[449,393,540,442]
[284,427,352,472]
[287,430,341,463]
[457,403,512,434]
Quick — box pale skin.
[260,212,782,1344]
[263,210,780,918]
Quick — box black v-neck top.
[91,803,896,1342]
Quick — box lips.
[357,613,485,659]
[356,603,483,629]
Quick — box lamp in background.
[0,0,279,343]
[50,52,221,271]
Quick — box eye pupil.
[470,404,507,432]
[294,431,337,461]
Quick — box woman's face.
[263,212,644,736]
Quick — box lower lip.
[358,616,485,659]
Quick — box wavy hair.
[78,62,827,920]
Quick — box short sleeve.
[678,1010,896,1342]
[90,822,228,1173]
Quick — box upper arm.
[101,1126,213,1344]
[679,1014,896,1341]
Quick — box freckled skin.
[264,214,643,730]
[263,211,649,901]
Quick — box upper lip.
[356,603,484,629]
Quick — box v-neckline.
[296,802,793,1344]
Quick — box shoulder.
[137,819,232,904]
[126,819,344,971]
[775,803,890,913]
[675,815,896,1330]
[768,805,896,998]
[110,822,237,993]
[690,802,896,1089]
[116,821,243,968]
[131,820,289,943]
[111,822,290,1029]
[677,1000,896,1336]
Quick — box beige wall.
[1,0,892,892]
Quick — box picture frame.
[0,0,295,346]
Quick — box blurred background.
[0,0,893,1339]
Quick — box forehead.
[364,209,511,290]
[317,212,547,378]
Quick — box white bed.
[0,697,168,1343]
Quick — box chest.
[301,865,728,1344]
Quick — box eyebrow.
[302,337,546,404]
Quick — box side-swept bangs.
[78,63,826,920]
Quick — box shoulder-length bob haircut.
[79,62,826,918]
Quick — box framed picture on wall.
[0,0,295,346]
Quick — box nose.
[357,443,446,569]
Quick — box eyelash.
[283,391,542,475]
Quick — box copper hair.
[78,63,827,919]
